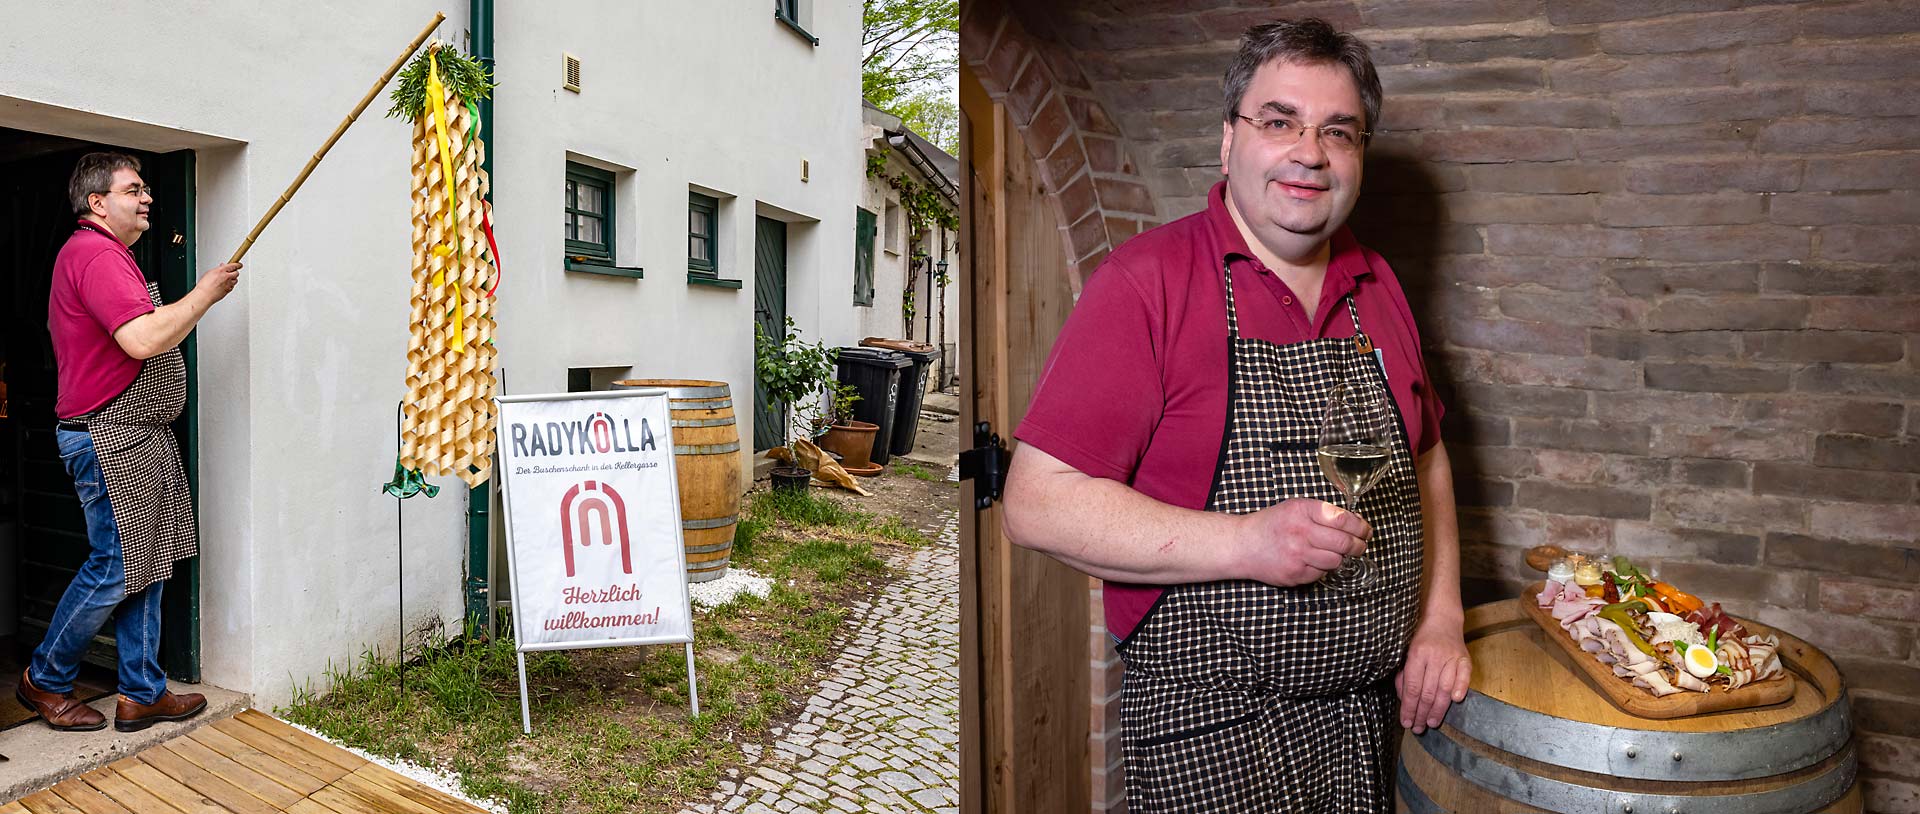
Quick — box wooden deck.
[3,710,487,814]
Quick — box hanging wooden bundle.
[385,43,500,495]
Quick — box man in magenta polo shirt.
[1003,20,1469,812]
[17,152,238,734]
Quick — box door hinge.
[958,421,1007,510]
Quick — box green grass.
[895,462,945,483]
[281,486,907,813]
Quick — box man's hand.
[1397,616,1471,734]
[1236,498,1369,586]
[196,262,241,303]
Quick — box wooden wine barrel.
[611,379,742,583]
[1396,598,1858,814]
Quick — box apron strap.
[1222,260,1242,340]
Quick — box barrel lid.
[1445,598,1852,783]
[836,347,913,368]
[860,337,940,361]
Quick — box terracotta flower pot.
[817,421,879,469]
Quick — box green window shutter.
[854,207,876,306]
[564,163,615,262]
[690,192,720,277]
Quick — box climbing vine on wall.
[866,147,958,235]
[868,146,957,332]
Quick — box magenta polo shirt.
[1014,181,1445,642]
[49,220,156,419]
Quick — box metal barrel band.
[683,540,735,555]
[1415,723,1857,814]
[671,398,733,410]
[687,558,730,582]
[1444,689,1852,781]
[674,442,741,455]
[682,515,740,530]
[1396,762,1447,814]
[659,384,730,399]
[671,418,738,429]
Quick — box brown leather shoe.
[114,690,207,733]
[14,670,107,732]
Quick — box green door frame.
[148,149,202,682]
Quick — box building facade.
[0,0,868,707]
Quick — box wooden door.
[752,215,789,451]
[958,66,1093,814]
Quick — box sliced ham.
[1674,671,1711,692]
[1633,671,1685,697]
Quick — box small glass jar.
[1572,555,1604,586]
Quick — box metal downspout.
[464,0,495,626]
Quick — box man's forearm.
[115,290,212,360]
[1001,446,1242,584]
[1415,442,1464,625]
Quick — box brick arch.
[960,0,1161,293]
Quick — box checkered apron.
[1116,262,1423,813]
[75,281,197,595]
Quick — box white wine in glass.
[1316,381,1393,590]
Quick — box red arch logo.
[558,480,632,577]
[588,411,615,453]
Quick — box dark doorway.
[751,215,789,451]
[0,126,201,700]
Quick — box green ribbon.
[381,458,441,499]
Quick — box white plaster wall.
[1,0,862,707]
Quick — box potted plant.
[815,382,880,471]
[754,317,836,490]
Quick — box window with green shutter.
[565,163,614,261]
[854,207,876,306]
[689,192,720,277]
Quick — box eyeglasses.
[1234,115,1370,152]
[96,185,155,199]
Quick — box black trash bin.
[835,347,912,466]
[860,338,941,457]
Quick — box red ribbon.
[482,200,503,298]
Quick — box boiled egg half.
[1684,642,1719,679]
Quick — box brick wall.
[970,1,1920,811]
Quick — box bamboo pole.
[227,11,447,264]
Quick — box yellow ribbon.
[426,50,464,353]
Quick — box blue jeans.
[29,428,168,705]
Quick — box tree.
[863,0,958,153]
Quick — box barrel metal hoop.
[672,418,738,428]
[673,398,733,410]
[1396,762,1448,814]
[675,442,741,455]
[1444,689,1853,781]
[682,515,739,530]
[686,558,731,583]
[684,541,736,554]
[1416,725,1856,814]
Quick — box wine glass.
[1315,380,1392,590]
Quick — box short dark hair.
[1223,19,1383,142]
[69,152,142,216]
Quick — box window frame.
[854,207,877,306]
[774,0,819,46]
[688,191,720,277]
[563,163,615,262]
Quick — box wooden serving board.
[1523,581,1795,718]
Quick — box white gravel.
[282,719,508,814]
[687,566,775,608]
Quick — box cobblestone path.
[693,485,960,814]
